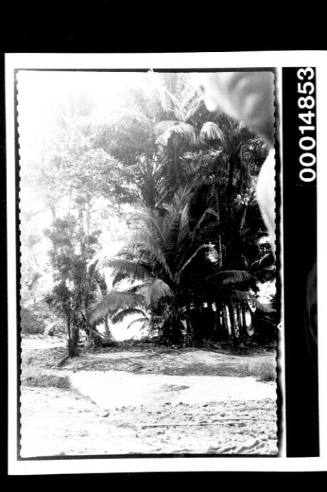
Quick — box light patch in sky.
[17,70,151,162]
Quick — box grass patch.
[22,347,68,370]
[22,366,71,389]
[241,358,276,382]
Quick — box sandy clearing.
[20,339,278,457]
[21,386,278,457]
[70,371,276,410]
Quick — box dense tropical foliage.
[20,71,276,356]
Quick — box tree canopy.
[19,71,275,352]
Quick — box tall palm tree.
[90,186,255,344]
[90,187,211,341]
[93,73,203,201]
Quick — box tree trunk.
[227,148,242,222]
[227,302,236,339]
[222,304,230,337]
[104,315,112,338]
[68,322,79,357]
[227,156,235,221]
[215,187,223,268]
[233,304,240,339]
[237,303,243,331]
[239,204,248,234]
[238,302,247,342]
[242,305,247,332]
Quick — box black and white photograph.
[5,52,327,474]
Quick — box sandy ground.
[20,336,278,457]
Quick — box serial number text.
[297,67,316,183]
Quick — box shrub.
[244,358,276,382]
[21,306,45,334]
[21,366,71,389]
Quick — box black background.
[282,68,319,457]
[1,1,327,481]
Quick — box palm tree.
[90,187,216,342]
[93,72,203,203]
[88,73,273,344]
[91,185,261,345]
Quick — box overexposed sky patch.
[17,70,152,162]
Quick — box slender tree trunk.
[222,304,230,337]
[237,303,244,340]
[227,155,235,221]
[215,187,223,268]
[233,304,240,339]
[242,305,247,332]
[239,204,248,233]
[227,147,242,222]
[217,309,223,335]
[68,325,79,357]
[227,303,236,339]
[78,206,88,316]
[237,303,242,328]
[67,314,79,357]
[104,315,112,338]
[67,314,71,344]
[186,305,194,346]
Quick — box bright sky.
[18,71,153,257]
[17,70,153,163]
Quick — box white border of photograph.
[6,51,327,474]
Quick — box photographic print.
[5,52,326,474]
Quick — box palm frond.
[104,258,151,283]
[219,270,253,286]
[130,210,166,245]
[128,231,173,280]
[171,185,192,210]
[154,120,180,137]
[200,122,226,145]
[111,307,148,324]
[137,278,173,309]
[182,93,202,122]
[88,291,145,327]
[175,244,213,283]
[165,212,183,253]
[155,122,197,147]
[146,72,174,114]
[191,207,220,242]
[255,301,275,313]
[177,203,191,246]
[126,317,150,331]
[227,289,254,303]
[86,258,102,285]
[250,252,274,272]
[201,270,253,288]
[113,107,152,127]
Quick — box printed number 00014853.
[297,67,316,183]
